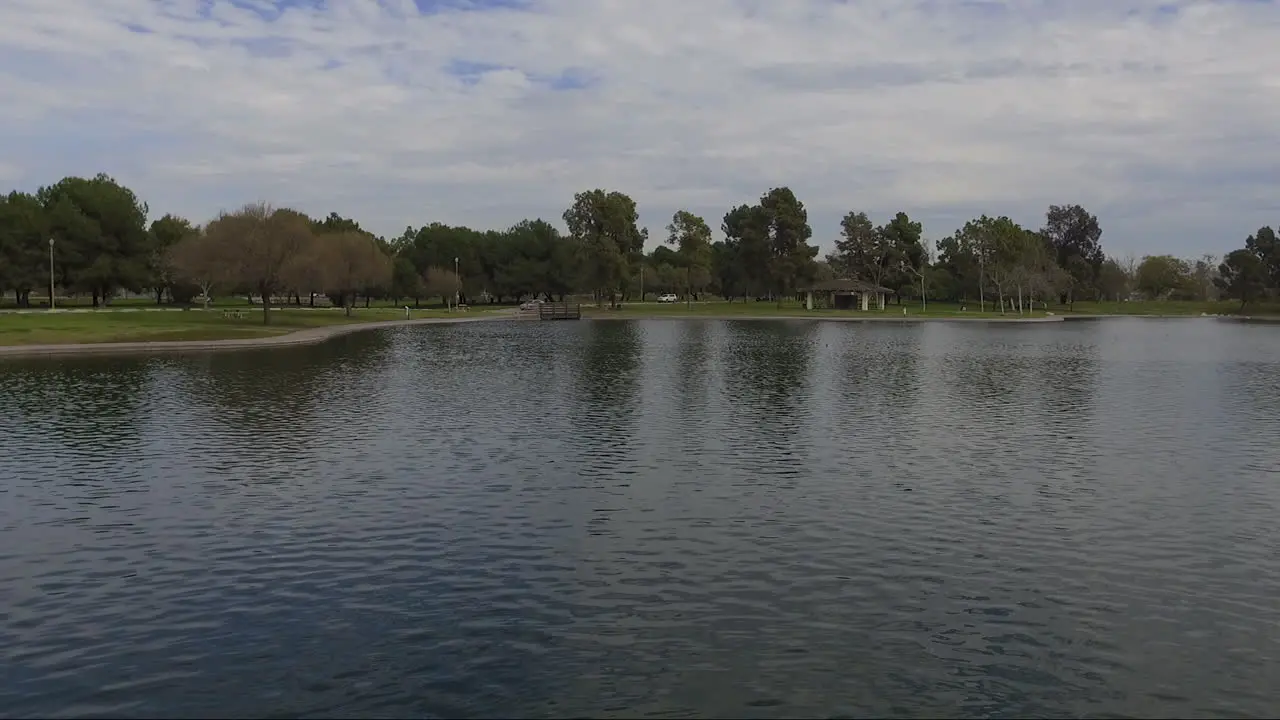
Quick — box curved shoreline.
[5,311,1267,359]
[584,313,1066,323]
[0,315,501,359]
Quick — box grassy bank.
[0,307,470,346]
[1059,300,1277,316]
[580,300,1050,320]
[581,298,1280,319]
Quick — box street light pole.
[454,256,460,309]
[48,237,55,310]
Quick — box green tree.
[976,216,1030,314]
[1244,226,1279,289]
[37,173,150,307]
[1042,204,1104,306]
[709,240,745,300]
[1096,257,1130,302]
[562,189,646,308]
[935,229,981,303]
[878,212,925,301]
[1135,255,1192,300]
[826,211,876,281]
[1216,249,1268,309]
[148,214,194,304]
[312,211,364,235]
[0,192,49,307]
[721,203,770,299]
[666,210,713,305]
[391,255,423,305]
[758,187,817,306]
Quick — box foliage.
[1042,204,1104,304]
[1135,255,1192,300]
[317,231,394,316]
[666,210,713,300]
[1216,249,1268,309]
[2,174,1275,319]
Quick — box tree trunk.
[261,287,272,325]
[156,287,164,305]
[345,299,353,317]
[309,292,315,307]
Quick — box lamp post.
[48,237,55,310]
[453,256,460,309]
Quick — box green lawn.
[1058,300,1278,316]
[0,307,469,346]
[0,294,474,310]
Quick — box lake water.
[1,318,1278,719]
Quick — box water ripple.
[1,318,1279,718]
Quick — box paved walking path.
[0,315,505,359]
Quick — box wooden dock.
[538,302,582,321]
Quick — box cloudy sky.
[1,0,1277,258]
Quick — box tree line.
[1,173,1276,324]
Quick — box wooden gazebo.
[800,278,895,311]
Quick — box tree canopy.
[1,173,1275,317]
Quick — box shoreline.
[5,310,1272,359]
[0,314,500,359]
[582,313,1066,323]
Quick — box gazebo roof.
[802,278,896,294]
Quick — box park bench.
[221,309,247,319]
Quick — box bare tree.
[204,203,313,324]
[283,240,329,307]
[316,231,393,316]
[422,266,461,306]
[167,227,230,310]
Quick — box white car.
[657,293,678,303]
[519,299,544,310]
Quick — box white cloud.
[0,0,1277,257]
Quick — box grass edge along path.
[579,298,1280,320]
[0,307,510,356]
